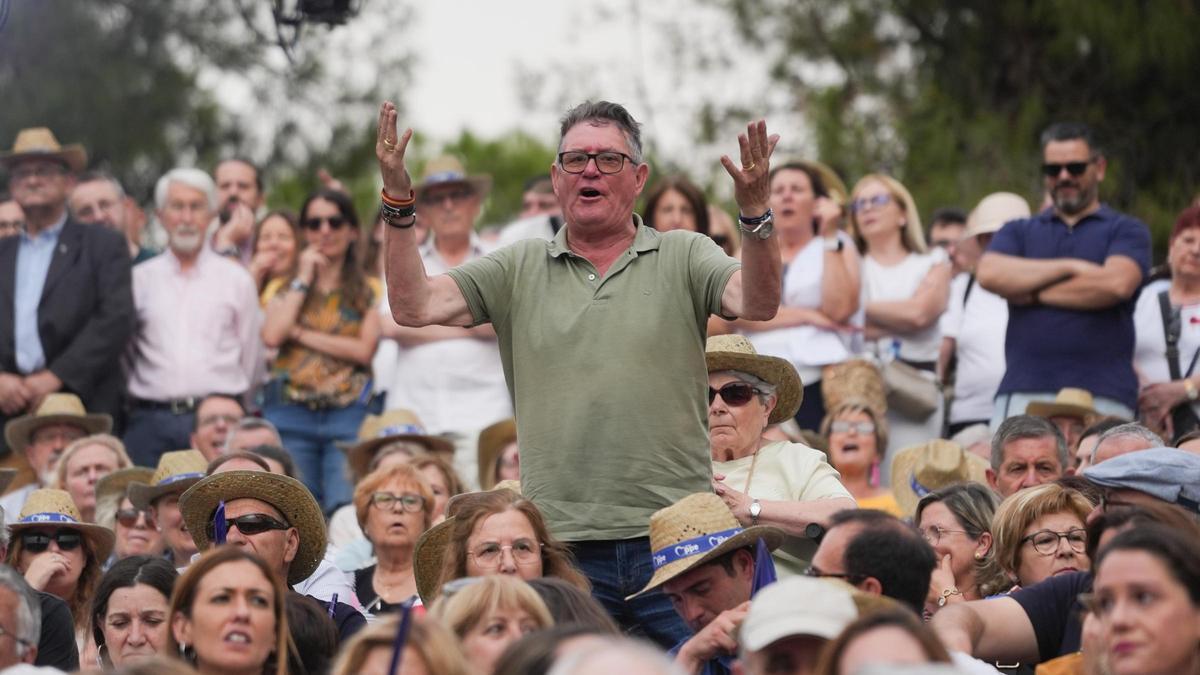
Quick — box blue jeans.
[572,538,692,650]
[262,397,375,514]
[123,408,195,468]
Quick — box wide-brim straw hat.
[412,484,524,604]
[477,418,517,489]
[965,192,1031,239]
[339,409,455,481]
[4,393,111,456]
[0,127,87,172]
[128,450,207,510]
[890,439,989,517]
[821,360,887,419]
[95,467,155,507]
[705,335,802,424]
[414,155,492,198]
[629,492,784,599]
[180,470,326,585]
[10,489,114,562]
[1025,387,1098,421]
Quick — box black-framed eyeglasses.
[1020,528,1087,556]
[21,530,82,553]
[1041,160,1094,178]
[369,491,425,513]
[708,382,763,407]
[11,163,67,181]
[205,513,290,541]
[803,565,866,584]
[1097,489,1136,513]
[302,215,348,231]
[557,151,634,175]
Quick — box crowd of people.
[0,99,1196,675]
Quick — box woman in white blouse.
[849,173,951,473]
[733,162,862,430]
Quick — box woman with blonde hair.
[167,546,289,675]
[330,614,473,675]
[50,434,132,523]
[914,483,1008,614]
[429,575,554,675]
[991,482,1093,589]
[849,173,951,465]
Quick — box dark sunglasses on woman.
[116,508,157,529]
[205,513,290,541]
[708,382,762,407]
[21,530,83,553]
[302,215,348,231]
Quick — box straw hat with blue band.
[413,155,492,199]
[127,450,208,510]
[10,489,114,562]
[889,439,989,517]
[340,410,455,481]
[628,492,784,599]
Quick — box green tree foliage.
[435,130,559,228]
[715,0,1200,250]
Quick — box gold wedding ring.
[742,162,756,171]
[382,138,396,150]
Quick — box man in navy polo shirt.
[977,122,1151,425]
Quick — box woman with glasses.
[914,483,1007,614]
[820,401,901,516]
[90,555,177,669]
[1085,523,1200,675]
[991,482,1093,590]
[50,434,132,523]
[434,489,589,600]
[848,173,951,466]
[350,463,433,613]
[95,468,163,566]
[732,162,861,430]
[261,187,383,513]
[429,575,554,675]
[706,335,856,577]
[7,488,114,644]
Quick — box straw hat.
[629,492,784,599]
[705,335,802,424]
[1025,388,1098,421]
[477,418,517,489]
[10,489,114,562]
[414,155,492,198]
[4,393,111,456]
[0,127,87,172]
[127,450,207,510]
[340,410,455,481]
[95,467,155,507]
[821,360,887,419]
[965,192,1031,239]
[179,471,326,584]
[889,440,990,517]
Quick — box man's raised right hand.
[375,101,415,200]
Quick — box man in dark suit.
[0,127,133,459]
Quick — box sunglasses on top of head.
[708,382,763,407]
[302,215,348,231]
[21,530,82,553]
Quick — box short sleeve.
[793,448,853,501]
[987,218,1027,256]
[686,234,741,318]
[445,245,519,328]
[1108,216,1152,278]
[1010,571,1090,662]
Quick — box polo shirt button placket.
[587,273,596,281]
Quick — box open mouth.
[841,442,860,453]
[579,187,602,199]
[225,630,252,645]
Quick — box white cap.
[740,577,858,652]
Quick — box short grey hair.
[991,414,1068,471]
[154,167,217,211]
[712,369,778,402]
[224,417,283,452]
[0,565,41,657]
[558,101,644,165]
[1091,423,1163,463]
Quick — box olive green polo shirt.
[447,218,740,540]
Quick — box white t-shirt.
[943,274,1009,424]
[744,232,860,384]
[1133,283,1200,418]
[863,248,947,363]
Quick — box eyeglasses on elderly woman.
[369,491,425,513]
[1020,528,1087,556]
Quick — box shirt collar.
[19,210,68,243]
[421,231,487,259]
[548,213,660,258]
[164,244,215,273]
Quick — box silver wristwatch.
[749,499,762,525]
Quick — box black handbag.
[1157,290,1200,441]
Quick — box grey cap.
[1082,447,1200,513]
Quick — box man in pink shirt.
[123,168,263,467]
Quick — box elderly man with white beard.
[123,169,263,467]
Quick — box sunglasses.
[21,531,83,553]
[302,215,348,231]
[116,508,157,529]
[1041,161,1092,177]
[708,382,762,407]
[205,513,290,541]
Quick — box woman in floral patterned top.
[262,188,382,512]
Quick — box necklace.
[742,445,763,494]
